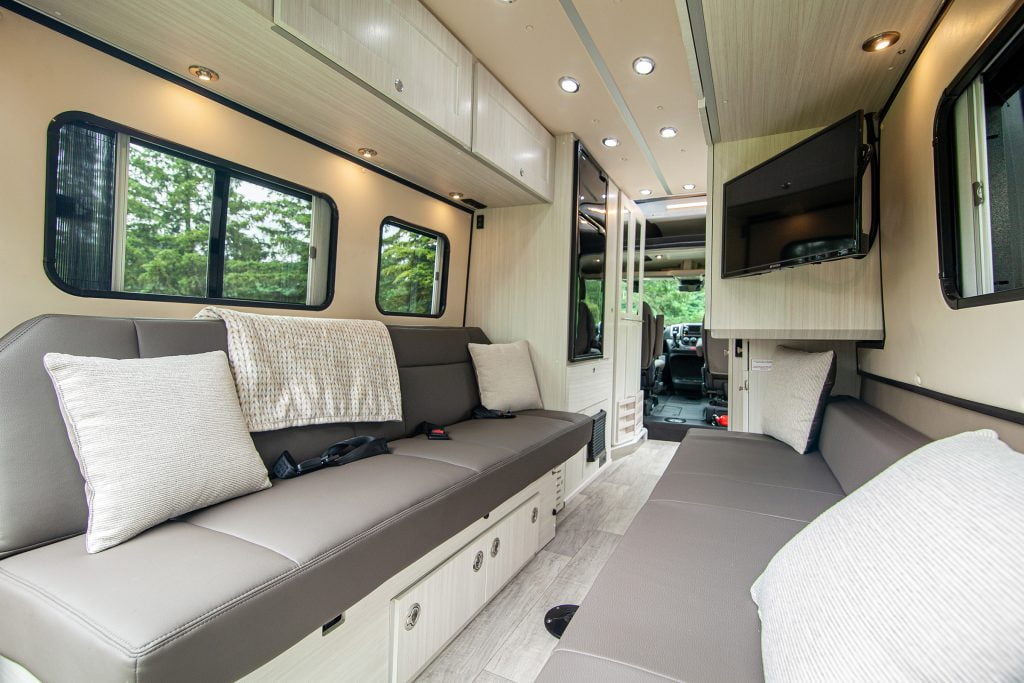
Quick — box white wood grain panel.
[391,539,488,683]
[466,134,576,409]
[565,358,613,413]
[484,495,541,599]
[707,127,884,340]
[20,0,539,206]
[701,0,944,141]
[473,63,554,200]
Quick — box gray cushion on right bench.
[818,397,929,493]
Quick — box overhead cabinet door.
[473,63,555,201]
[276,0,474,147]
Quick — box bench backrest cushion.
[0,315,488,558]
[818,397,930,494]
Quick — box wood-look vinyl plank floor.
[415,440,679,683]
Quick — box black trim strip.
[860,371,1024,426]
[1,0,472,214]
[878,0,956,122]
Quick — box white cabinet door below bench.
[484,494,541,598]
[390,536,487,682]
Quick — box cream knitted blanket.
[195,307,402,432]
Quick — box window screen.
[45,113,336,310]
[375,219,448,317]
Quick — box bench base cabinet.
[241,476,555,682]
[391,494,540,682]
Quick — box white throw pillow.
[44,351,271,553]
[751,430,1024,681]
[468,340,543,412]
[761,347,836,453]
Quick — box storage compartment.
[389,494,541,682]
[484,494,541,598]
[390,537,488,682]
[472,63,555,200]
[276,0,474,146]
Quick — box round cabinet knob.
[473,550,484,572]
[405,603,420,631]
[490,537,501,557]
[531,507,539,524]
[394,78,405,93]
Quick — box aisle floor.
[416,440,678,683]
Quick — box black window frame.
[569,141,609,363]
[933,4,1024,309]
[44,111,339,311]
[374,216,450,318]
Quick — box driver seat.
[700,322,728,405]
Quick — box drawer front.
[484,494,541,598]
[390,538,487,682]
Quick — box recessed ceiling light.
[449,192,464,200]
[659,127,678,138]
[632,56,655,75]
[862,31,901,52]
[496,0,517,3]
[655,254,663,259]
[639,189,653,196]
[683,183,696,190]
[188,65,219,82]
[559,76,580,93]
[666,200,708,210]
[602,137,620,147]
[357,147,378,159]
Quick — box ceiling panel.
[701,0,945,141]
[423,0,708,199]
[571,0,707,196]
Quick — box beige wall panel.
[0,13,471,336]
[465,135,575,410]
[707,128,884,340]
[858,0,1024,414]
[862,379,1024,453]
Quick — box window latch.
[309,245,317,259]
[972,181,985,207]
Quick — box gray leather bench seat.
[537,398,929,682]
[0,315,591,682]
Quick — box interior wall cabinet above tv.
[275,0,555,201]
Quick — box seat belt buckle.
[426,427,451,440]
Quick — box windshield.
[643,277,705,325]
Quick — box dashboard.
[665,322,703,354]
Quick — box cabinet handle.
[404,603,420,631]
[473,550,484,572]
[531,507,539,524]
[394,78,405,93]
[519,167,525,177]
[490,537,501,558]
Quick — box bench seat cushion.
[537,427,844,683]
[0,413,591,683]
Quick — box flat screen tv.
[722,111,876,278]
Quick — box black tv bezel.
[721,110,870,279]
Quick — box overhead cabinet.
[276,0,474,147]
[473,63,555,201]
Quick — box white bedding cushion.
[761,347,836,453]
[468,340,543,412]
[44,351,271,553]
[752,430,1024,681]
